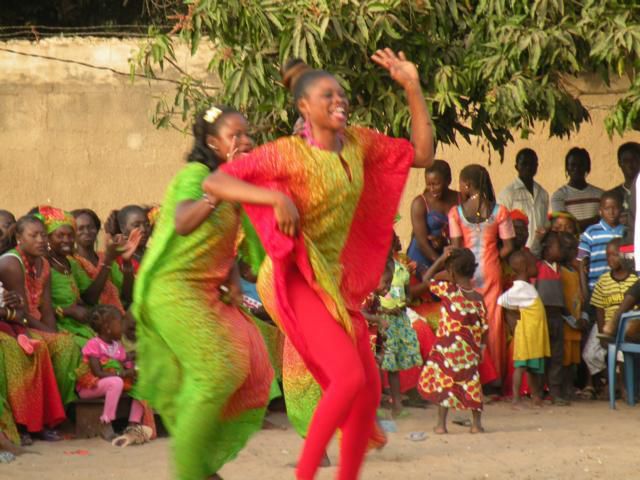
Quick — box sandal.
[111,425,152,448]
[40,429,63,442]
[577,387,596,400]
[19,433,33,447]
[407,431,427,442]
[0,451,16,464]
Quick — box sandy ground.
[5,400,640,480]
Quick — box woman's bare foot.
[101,423,116,441]
[433,425,447,435]
[511,399,528,411]
[0,433,26,456]
[470,425,485,434]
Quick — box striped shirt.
[551,184,604,221]
[590,272,638,326]
[578,220,626,290]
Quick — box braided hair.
[188,106,241,171]
[444,248,478,279]
[460,164,496,222]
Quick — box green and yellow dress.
[133,162,273,480]
[50,258,96,348]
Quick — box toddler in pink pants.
[76,305,143,440]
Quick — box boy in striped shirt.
[578,191,625,292]
[583,239,638,396]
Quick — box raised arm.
[371,48,434,168]
[203,171,300,237]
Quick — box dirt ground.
[5,400,640,480]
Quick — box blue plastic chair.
[608,311,640,409]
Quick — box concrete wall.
[2,37,640,246]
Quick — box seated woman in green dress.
[35,206,122,348]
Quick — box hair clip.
[203,106,223,124]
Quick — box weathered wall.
[2,37,640,245]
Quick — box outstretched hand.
[371,48,420,90]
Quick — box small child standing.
[418,248,487,434]
[536,231,570,405]
[366,254,423,417]
[558,232,586,397]
[498,251,550,408]
[76,305,143,441]
[584,239,638,391]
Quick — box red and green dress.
[418,280,488,410]
[133,162,274,480]
[221,126,414,445]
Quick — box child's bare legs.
[512,367,526,409]
[470,410,484,434]
[528,372,543,407]
[388,371,403,417]
[434,406,448,434]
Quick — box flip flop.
[111,425,152,448]
[407,431,427,442]
[0,451,16,464]
[452,418,472,427]
[40,430,63,442]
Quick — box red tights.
[287,267,381,480]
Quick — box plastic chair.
[608,311,640,409]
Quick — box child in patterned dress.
[377,257,423,417]
[418,248,488,434]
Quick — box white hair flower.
[204,106,223,124]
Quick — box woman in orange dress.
[449,165,515,384]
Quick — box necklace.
[50,255,71,275]
[459,285,475,294]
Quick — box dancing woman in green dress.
[133,107,273,480]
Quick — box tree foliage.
[133,0,640,159]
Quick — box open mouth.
[331,106,347,123]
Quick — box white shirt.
[497,178,549,254]
[497,280,539,310]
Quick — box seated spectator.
[36,206,97,348]
[578,192,625,293]
[0,215,82,441]
[498,148,549,255]
[584,239,638,397]
[408,160,458,273]
[105,205,150,278]
[71,209,134,312]
[0,211,16,255]
[551,147,604,232]
[604,276,640,341]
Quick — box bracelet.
[55,306,64,319]
[22,317,28,326]
[98,262,112,271]
[5,308,15,322]
[202,193,217,209]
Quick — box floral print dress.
[418,280,488,410]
